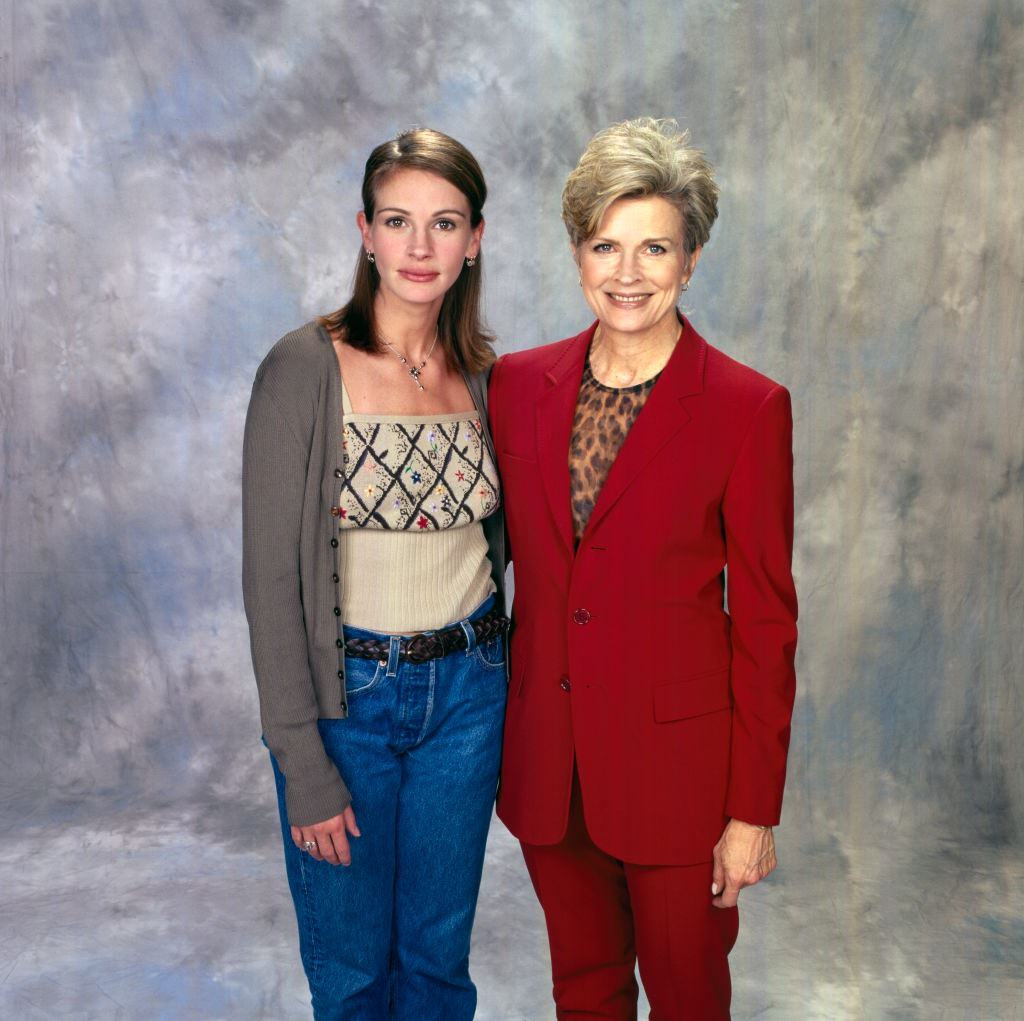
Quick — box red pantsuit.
[489,319,797,1019]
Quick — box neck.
[590,313,682,385]
[374,292,442,362]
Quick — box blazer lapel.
[536,326,593,555]
[580,318,707,543]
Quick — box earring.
[578,275,582,287]
[366,251,375,264]
[465,256,476,267]
[680,282,689,292]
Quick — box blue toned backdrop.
[1,1,1021,1018]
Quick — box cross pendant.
[409,366,425,391]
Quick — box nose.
[407,226,432,260]
[615,250,641,283]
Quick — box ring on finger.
[302,839,317,852]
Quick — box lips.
[605,292,651,309]
[399,269,440,283]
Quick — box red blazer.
[489,318,798,866]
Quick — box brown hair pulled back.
[319,128,495,373]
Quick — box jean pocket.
[344,655,386,695]
[473,634,506,671]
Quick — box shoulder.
[700,330,790,411]
[491,328,590,391]
[252,321,333,398]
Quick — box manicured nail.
[711,883,720,895]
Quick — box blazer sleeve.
[721,384,798,826]
[242,376,351,826]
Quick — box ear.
[467,216,485,259]
[356,210,371,250]
[570,239,582,265]
[683,244,703,284]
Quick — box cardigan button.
[337,669,344,679]
[334,607,341,616]
[572,608,591,625]
[340,701,347,712]
[336,638,343,648]
[334,468,344,478]
[330,538,338,548]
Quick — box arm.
[711,384,797,905]
[242,378,352,829]
[721,384,798,825]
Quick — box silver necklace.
[379,327,439,391]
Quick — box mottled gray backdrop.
[1,1,1022,1018]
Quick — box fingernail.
[711,883,720,895]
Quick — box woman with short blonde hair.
[490,117,797,1019]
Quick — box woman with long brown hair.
[242,128,506,1020]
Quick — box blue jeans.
[268,596,506,1020]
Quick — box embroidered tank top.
[569,358,661,541]
[335,378,500,632]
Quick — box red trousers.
[519,774,739,1020]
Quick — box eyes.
[591,242,668,255]
[383,216,459,232]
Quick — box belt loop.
[458,618,477,654]
[386,635,401,676]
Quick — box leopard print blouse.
[569,359,661,541]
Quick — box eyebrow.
[377,207,468,218]
[592,235,676,245]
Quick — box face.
[576,194,700,343]
[358,168,483,311]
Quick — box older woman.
[243,129,506,1020]
[489,118,797,1019]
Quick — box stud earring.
[465,256,476,267]
[366,251,375,263]
[680,282,689,292]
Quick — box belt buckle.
[404,632,441,663]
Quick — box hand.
[711,818,777,909]
[291,807,362,866]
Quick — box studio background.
[1,1,1021,1018]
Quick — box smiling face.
[576,194,700,345]
[358,167,483,314]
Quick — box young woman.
[242,129,506,1021]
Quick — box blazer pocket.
[653,667,732,723]
[500,449,538,465]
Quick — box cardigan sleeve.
[721,384,798,826]
[242,376,352,826]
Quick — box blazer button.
[560,676,571,692]
[334,468,344,478]
[572,608,591,625]
[330,538,339,548]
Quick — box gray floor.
[1,800,1022,1020]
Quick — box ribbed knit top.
[335,378,499,632]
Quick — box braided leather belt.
[344,608,509,664]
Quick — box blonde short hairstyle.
[562,117,719,254]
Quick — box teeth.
[610,294,647,303]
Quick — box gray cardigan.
[242,321,506,827]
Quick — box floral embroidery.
[337,414,499,531]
